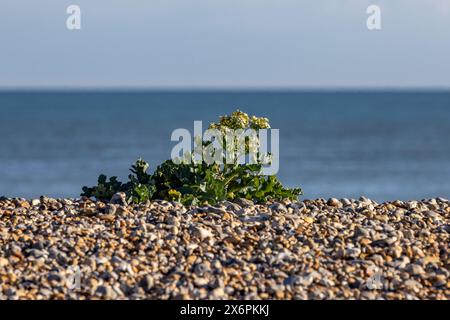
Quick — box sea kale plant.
[82,110,302,205]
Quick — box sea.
[0,90,449,202]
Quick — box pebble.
[406,264,425,276]
[431,275,447,287]
[404,280,422,293]
[110,192,127,205]
[104,204,117,215]
[234,198,254,207]
[192,226,213,241]
[354,227,370,238]
[269,203,287,212]
[327,198,342,207]
[96,285,115,299]
[140,275,154,292]
[0,197,448,300]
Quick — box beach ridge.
[0,196,449,299]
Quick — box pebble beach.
[0,196,449,300]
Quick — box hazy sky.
[1,0,449,89]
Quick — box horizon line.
[1,86,450,93]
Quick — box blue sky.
[1,0,449,89]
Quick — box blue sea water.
[0,90,449,201]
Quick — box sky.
[0,0,449,89]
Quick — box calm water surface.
[0,91,449,201]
